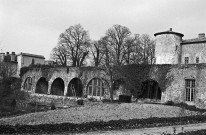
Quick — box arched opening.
[35,77,48,94]
[23,77,32,91]
[86,78,108,99]
[51,78,64,96]
[67,78,83,97]
[140,79,161,100]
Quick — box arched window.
[87,78,108,98]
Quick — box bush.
[88,97,97,102]
[164,100,174,106]
[1,115,206,134]
[175,102,206,113]
[163,101,206,113]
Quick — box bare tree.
[51,24,91,67]
[50,44,67,66]
[124,34,141,64]
[139,34,155,64]
[90,40,104,67]
[103,24,131,66]
[0,62,17,80]
[0,61,19,98]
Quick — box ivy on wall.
[20,64,175,98]
[113,64,173,98]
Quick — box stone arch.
[23,77,32,91]
[67,78,83,97]
[140,79,161,100]
[50,77,64,96]
[86,78,109,99]
[35,77,48,94]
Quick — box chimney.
[6,52,9,55]
[170,28,172,31]
[198,33,205,38]
[11,52,15,61]
[0,53,5,62]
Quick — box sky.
[0,0,206,60]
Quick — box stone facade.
[154,28,206,108]
[21,67,111,102]
[20,28,206,108]
[181,43,206,64]
[154,28,206,65]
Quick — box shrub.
[175,102,206,113]
[88,97,97,102]
[164,100,174,106]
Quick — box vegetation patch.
[113,64,173,97]
[164,101,206,113]
[1,115,206,134]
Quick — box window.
[32,59,35,65]
[87,78,107,97]
[196,57,199,63]
[185,57,189,64]
[185,79,195,101]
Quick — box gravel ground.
[0,103,199,125]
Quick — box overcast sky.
[0,0,206,59]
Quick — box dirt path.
[77,122,206,135]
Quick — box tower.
[154,28,184,64]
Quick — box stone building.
[155,28,206,64]
[20,28,206,108]
[17,52,45,76]
[154,28,206,107]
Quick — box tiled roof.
[154,29,184,37]
[182,38,206,44]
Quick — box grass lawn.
[0,102,201,125]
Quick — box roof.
[17,52,45,59]
[182,37,206,45]
[154,29,184,37]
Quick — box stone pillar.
[64,86,68,96]
[48,80,52,94]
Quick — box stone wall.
[21,64,206,108]
[181,43,206,64]
[162,64,206,108]
[21,66,110,101]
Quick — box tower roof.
[154,28,184,37]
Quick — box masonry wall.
[21,64,206,108]
[163,64,206,108]
[21,67,110,102]
[155,34,182,64]
[181,43,206,64]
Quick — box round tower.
[154,28,184,64]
